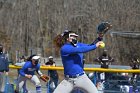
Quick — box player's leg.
[31,75,41,93]
[48,79,53,93]
[15,75,27,92]
[53,79,73,93]
[75,74,98,93]
[0,73,5,92]
[53,77,59,89]
[23,80,28,93]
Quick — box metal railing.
[9,65,140,73]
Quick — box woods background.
[0,0,139,65]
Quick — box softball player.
[53,30,103,93]
[0,44,9,93]
[15,55,43,93]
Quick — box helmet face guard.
[32,56,40,65]
[69,33,78,47]
[34,59,39,65]
[69,33,78,37]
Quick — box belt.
[65,72,84,78]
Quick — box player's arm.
[94,57,101,62]
[5,56,9,72]
[36,64,43,76]
[61,42,102,55]
[19,63,28,77]
[90,37,103,45]
[36,70,43,76]
[36,65,50,82]
[4,55,9,75]
[108,56,114,62]
[61,44,96,54]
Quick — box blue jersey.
[19,61,40,76]
[61,42,97,76]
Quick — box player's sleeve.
[19,63,28,76]
[61,43,97,55]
